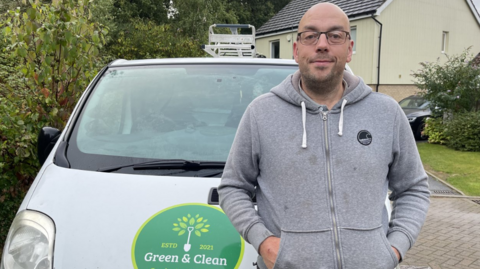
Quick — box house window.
[271,40,280,58]
[350,26,357,53]
[442,31,449,53]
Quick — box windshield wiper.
[194,170,224,177]
[98,159,225,172]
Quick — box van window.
[67,64,297,172]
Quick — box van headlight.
[1,211,55,269]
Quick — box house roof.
[257,0,480,37]
[466,0,480,27]
[257,0,387,36]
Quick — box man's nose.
[315,33,329,51]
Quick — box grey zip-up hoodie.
[218,71,430,269]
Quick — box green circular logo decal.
[132,203,244,269]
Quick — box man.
[218,3,430,269]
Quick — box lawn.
[417,142,480,196]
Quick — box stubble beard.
[300,64,343,96]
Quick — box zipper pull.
[322,111,328,121]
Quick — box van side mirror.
[37,127,61,166]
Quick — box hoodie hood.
[270,70,373,147]
[270,70,371,113]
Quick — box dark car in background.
[399,95,431,140]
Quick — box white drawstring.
[302,99,346,147]
[338,99,348,136]
[301,101,307,148]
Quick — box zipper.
[322,111,342,269]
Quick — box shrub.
[2,0,107,128]
[0,17,33,256]
[0,98,41,255]
[444,112,480,152]
[0,0,106,256]
[424,117,448,145]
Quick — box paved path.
[400,197,480,269]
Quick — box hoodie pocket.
[339,226,398,269]
[272,230,335,269]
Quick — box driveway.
[399,174,480,269]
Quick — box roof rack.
[201,24,256,58]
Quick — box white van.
[0,58,391,269]
[1,58,298,269]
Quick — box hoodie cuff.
[247,222,274,253]
[387,230,411,261]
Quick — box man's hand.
[259,236,281,269]
[392,246,401,261]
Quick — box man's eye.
[329,33,341,39]
[304,34,316,40]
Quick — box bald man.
[219,3,430,269]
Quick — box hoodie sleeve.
[218,104,273,253]
[387,105,431,261]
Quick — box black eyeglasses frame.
[297,30,351,45]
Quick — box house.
[255,0,480,101]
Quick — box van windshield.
[67,63,297,172]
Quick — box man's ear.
[293,41,299,63]
[346,40,354,63]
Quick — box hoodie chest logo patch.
[357,130,372,146]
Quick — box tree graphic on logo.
[173,214,210,252]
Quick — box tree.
[226,0,293,33]
[94,0,170,60]
[412,49,480,115]
[228,0,274,30]
[170,0,238,43]
[89,0,116,45]
[107,19,206,59]
[112,0,170,25]
[106,0,239,59]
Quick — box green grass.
[417,143,480,196]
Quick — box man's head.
[293,3,353,94]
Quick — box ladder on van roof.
[201,24,256,58]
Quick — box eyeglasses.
[297,30,350,45]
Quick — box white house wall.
[256,32,295,59]
[377,0,480,85]
[348,18,379,85]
